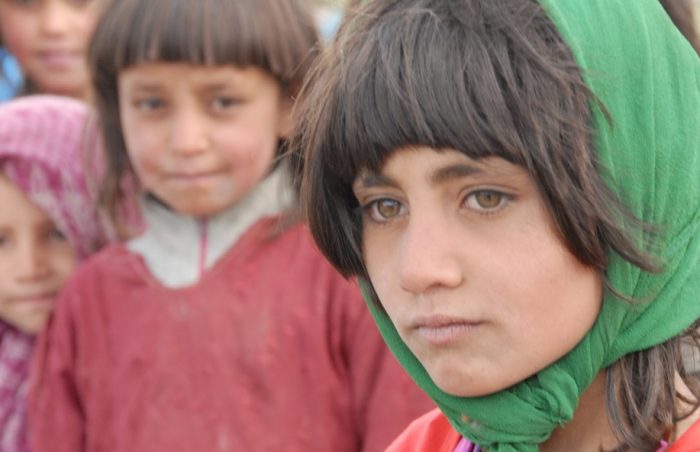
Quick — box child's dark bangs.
[101,0,315,84]
[328,2,538,184]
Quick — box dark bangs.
[295,0,656,279]
[90,0,317,90]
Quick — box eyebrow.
[429,163,483,184]
[126,82,162,92]
[357,173,398,189]
[357,163,484,189]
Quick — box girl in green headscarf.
[293,0,700,450]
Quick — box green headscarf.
[363,0,700,450]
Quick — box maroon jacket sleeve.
[338,278,435,452]
[28,276,85,452]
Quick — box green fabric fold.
[361,0,700,450]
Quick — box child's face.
[0,0,99,99]
[118,63,291,217]
[353,147,603,397]
[0,175,77,334]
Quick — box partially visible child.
[29,0,433,451]
[0,0,102,100]
[295,0,700,450]
[0,47,22,101]
[0,96,104,452]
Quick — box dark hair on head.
[89,0,318,233]
[291,0,700,448]
[295,0,654,280]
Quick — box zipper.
[198,217,208,279]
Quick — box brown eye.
[367,198,406,222]
[465,190,509,212]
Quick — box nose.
[39,1,72,36]
[15,239,51,282]
[169,107,209,156]
[398,212,464,294]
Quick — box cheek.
[122,126,162,179]
[77,9,100,42]
[493,231,603,355]
[217,126,277,173]
[53,246,78,284]
[0,14,35,62]
[363,231,400,306]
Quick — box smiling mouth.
[11,293,56,305]
[169,171,222,182]
[37,50,81,68]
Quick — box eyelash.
[359,189,513,225]
[48,227,68,242]
[463,189,512,215]
[211,96,239,110]
[133,98,164,112]
[130,96,239,114]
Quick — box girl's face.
[0,0,100,99]
[353,147,603,397]
[118,63,291,217]
[0,174,77,334]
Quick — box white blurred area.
[313,0,346,40]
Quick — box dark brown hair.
[89,0,318,233]
[292,0,699,448]
[660,0,699,54]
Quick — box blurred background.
[2,0,699,102]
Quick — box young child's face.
[0,174,77,334]
[353,147,603,397]
[0,0,99,99]
[118,63,291,217]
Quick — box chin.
[14,319,48,335]
[172,196,241,217]
[428,364,507,398]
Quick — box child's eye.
[363,198,407,223]
[210,96,238,111]
[463,189,510,213]
[48,227,68,242]
[8,0,38,7]
[68,0,95,6]
[134,97,165,112]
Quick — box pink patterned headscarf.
[0,95,105,452]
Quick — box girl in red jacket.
[294,0,700,450]
[28,1,433,451]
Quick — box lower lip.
[38,52,80,69]
[415,323,480,345]
[170,173,221,185]
[17,294,54,303]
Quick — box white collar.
[127,166,294,288]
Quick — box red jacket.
[29,218,433,452]
[388,409,700,451]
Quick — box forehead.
[117,63,279,93]
[0,174,50,225]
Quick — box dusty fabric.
[29,217,433,452]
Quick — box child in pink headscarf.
[0,95,104,451]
